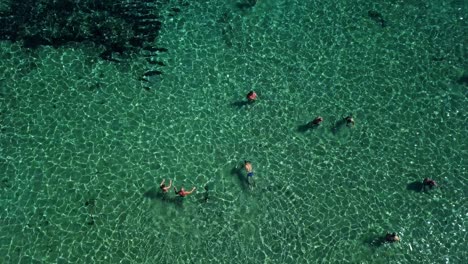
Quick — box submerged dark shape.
[368,10,386,28]
[331,118,347,134]
[99,49,123,63]
[147,59,165,66]
[84,198,97,226]
[231,166,250,191]
[457,74,468,85]
[231,100,250,107]
[297,123,311,133]
[431,57,445,62]
[297,119,321,133]
[0,0,168,61]
[236,0,258,11]
[202,185,210,203]
[143,47,168,53]
[365,236,386,247]
[407,181,423,192]
[143,70,163,77]
[1,178,11,188]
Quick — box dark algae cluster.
[368,10,386,28]
[0,0,184,63]
[236,0,258,11]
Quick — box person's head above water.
[345,114,355,127]
[423,178,437,189]
[160,179,172,192]
[244,160,253,172]
[310,116,323,126]
[385,232,400,242]
[246,91,257,101]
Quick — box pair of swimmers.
[245,92,357,129]
[382,180,438,243]
[308,115,355,127]
[159,161,254,197]
[160,179,196,197]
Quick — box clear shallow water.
[0,0,466,263]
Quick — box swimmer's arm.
[187,187,196,194]
[160,179,165,186]
[167,179,172,188]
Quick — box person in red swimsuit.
[159,179,172,193]
[246,91,257,102]
[174,186,196,197]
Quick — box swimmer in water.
[422,178,437,191]
[244,160,254,177]
[385,232,400,243]
[159,179,172,193]
[345,114,355,127]
[246,91,257,102]
[244,160,256,187]
[308,116,323,127]
[174,186,196,197]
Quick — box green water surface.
[0,0,466,263]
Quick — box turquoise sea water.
[1,0,466,263]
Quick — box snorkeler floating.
[368,10,386,28]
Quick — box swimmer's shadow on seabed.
[231,166,252,191]
[407,181,438,193]
[331,118,347,134]
[143,188,184,207]
[200,188,209,203]
[231,100,254,108]
[236,0,258,11]
[363,235,388,248]
[297,123,319,133]
[407,181,424,192]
